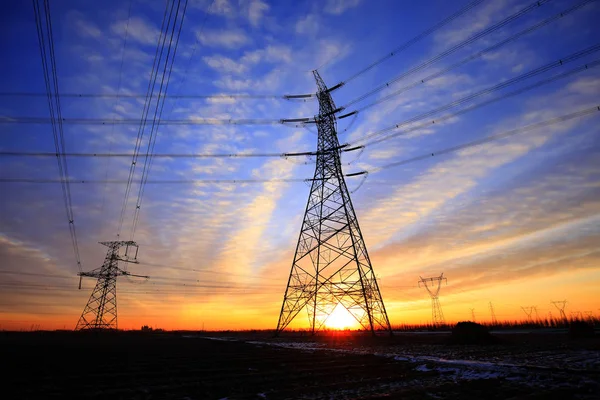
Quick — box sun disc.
[326,304,356,330]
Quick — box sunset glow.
[325,304,359,330]
[1,0,599,332]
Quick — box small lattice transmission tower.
[276,71,392,335]
[75,241,148,330]
[470,308,476,322]
[419,273,447,326]
[551,300,568,322]
[489,301,498,325]
[521,306,535,322]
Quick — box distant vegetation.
[392,316,599,331]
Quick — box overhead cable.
[340,0,553,109]
[344,105,600,176]
[0,92,314,100]
[130,0,188,240]
[0,116,315,126]
[32,0,83,273]
[352,0,595,114]
[337,0,487,86]
[349,53,600,148]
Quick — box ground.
[1,329,598,399]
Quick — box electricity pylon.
[470,308,476,322]
[276,71,391,336]
[570,311,583,320]
[551,300,568,322]
[489,301,498,325]
[75,241,148,330]
[419,273,447,326]
[521,306,535,322]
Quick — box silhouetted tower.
[551,300,568,322]
[570,311,583,320]
[276,71,391,335]
[419,273,447,326]
[521,306,534,322]
[489,301,498,325]
[532,306,539,322]
[75,241,148,330]
[470,308,476,322]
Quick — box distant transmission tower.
[521,306,534,322]
[276,71,391,335]
[419,273,447,326]
[75,241,148,330]
[470,308,476,322]
[489,302,498,325]
[551,300,568,322]
[570,311,583,320]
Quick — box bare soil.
[2,330,598,399]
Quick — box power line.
[339,0,553,109]
[0,177,314,184]
[4,105,597,186]
[139,261,284,282]
[0,147,358,159]
[100,0,133,225]
[116,0,181,239]
[0,144,360,160]
[0,282,282,295]
[350,0,595,115]
[0,115,315,126]
[337,0,486,85]
[5,103,598,186]
[32,0,83,273]
[130,0,189,240]
[0,92,314,100]
[360,105,600,174]
[354,55,600,148]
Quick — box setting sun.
[325,304,358,330]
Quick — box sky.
[0,0,599,331]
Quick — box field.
[2,329,599,399]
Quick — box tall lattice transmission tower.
[470,308,476,322]
[551,300,568,322]
[75,241,148,330]
[418,273,447,326]
[276,71,392,335]
[489,301,498,325]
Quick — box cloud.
[436,0,518,46]
[68,11,103,39]
[110,17,160,45]
[325,0,362,15]
[241,45,292,64]
[296,14,319,35]
[209,0,235,15]
[242,0,270,27]
[197,28,250,49]
[203,55,247,74]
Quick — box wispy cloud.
[197,28,250,49]
[324,0,362,15]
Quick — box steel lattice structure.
[551,300,568,322]
[419,273,447,326]
[489,301,498,325]
[75,241,147,330]
[276,71,392,335]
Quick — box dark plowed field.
[2,331,598,399]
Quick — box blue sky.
[0,0,599,330]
